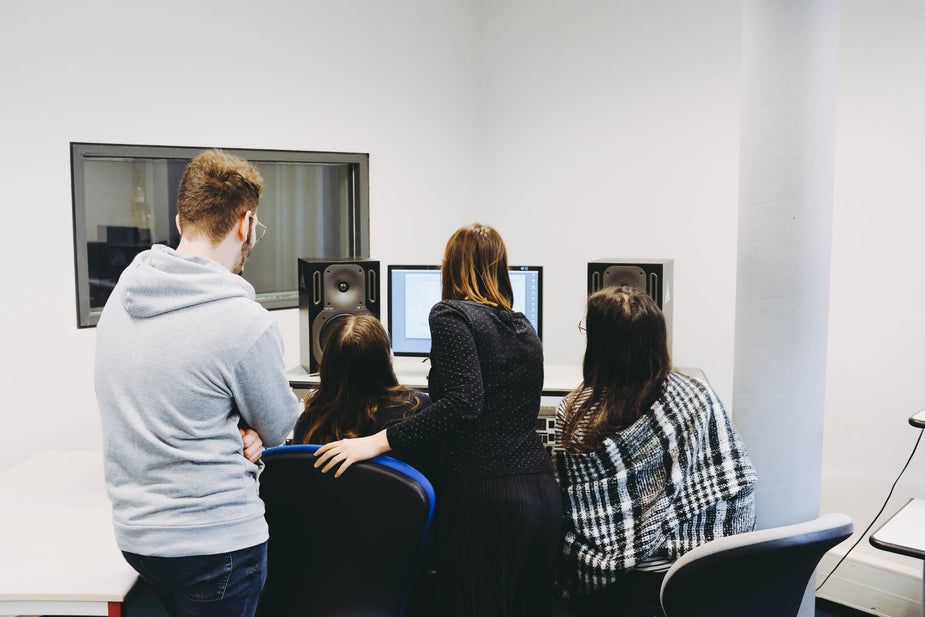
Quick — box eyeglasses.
[249,215,267,244]
[577,319,586,334]
[254,220,267,243]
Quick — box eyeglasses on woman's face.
[578,319,587,334]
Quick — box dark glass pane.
[79,151,362,323]
[84,157,177,313]
[244,162,355,299]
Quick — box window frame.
[70,142,370,328]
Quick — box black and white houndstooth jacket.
[554,371,758,597]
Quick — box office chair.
[659,513,853,617]
[256,445,436,617]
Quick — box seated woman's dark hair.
[561,285,672,453]
[301,314,422,443]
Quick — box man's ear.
[236,212,251,243]
[175,215,182,236]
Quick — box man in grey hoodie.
[95,150,300,617]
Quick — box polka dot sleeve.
[386,302,484,449]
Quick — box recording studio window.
[71,143,370,327]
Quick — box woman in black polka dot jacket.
[316,223,561,617]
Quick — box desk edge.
[868,498,925,560]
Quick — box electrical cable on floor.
[816,427,924,592]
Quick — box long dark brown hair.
[301,314,422,443]
[442,223,514,310]
[560,286,672,453]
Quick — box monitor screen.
[388,265,542,356]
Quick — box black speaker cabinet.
[298,258,380,373]
[587,258,674,352]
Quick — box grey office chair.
[660,513,853,617]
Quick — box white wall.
[818,0,925,608]
[0,0,483,466]
[473,1,925,607]
[476,0,743,402]
[4,2,925,609]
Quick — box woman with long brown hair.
[315,223,561,617]
[292,314,434,477]
[556,286,757,617]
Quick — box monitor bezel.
[387,264,543,357]
[387,265,440,358]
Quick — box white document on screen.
[510,274,527,314]
[404,273,441,339]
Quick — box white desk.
[910,410,925,429]
[0,451,137,617]
[287,357,707,396]
[870,498,925,616]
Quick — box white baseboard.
[817,549,922,616]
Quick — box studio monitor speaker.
[298,258,380,373]
[587,258,674,352]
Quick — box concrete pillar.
[733,1,840,614]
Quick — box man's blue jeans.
[122,541,268,617]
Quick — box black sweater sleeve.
[387,303,484,449]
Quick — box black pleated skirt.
[437,472,562,617]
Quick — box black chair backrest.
[660,513,852,617]
[256,445,436,617]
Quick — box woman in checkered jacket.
[555,286,757,617]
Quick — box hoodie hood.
[121,245,256,318]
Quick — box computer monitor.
[388,265,543,356]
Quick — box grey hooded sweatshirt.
[95,244,300,557]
